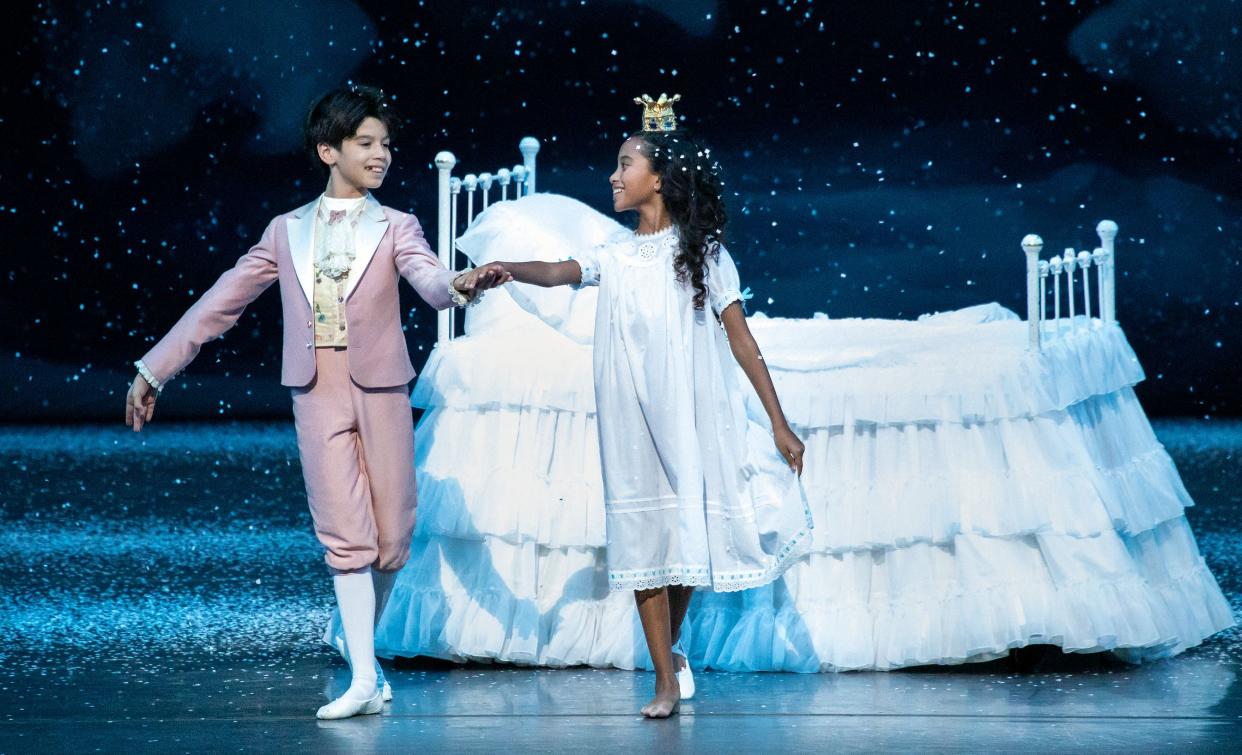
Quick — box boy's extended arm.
[392,214,460,310]
[137,217,281,387]
[127,218,280,431]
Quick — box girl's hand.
[125,375,156,432]
[773,424,804,476]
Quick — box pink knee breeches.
[291,347,417,574]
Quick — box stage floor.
[1,420,1239,753]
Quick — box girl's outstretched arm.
[504,260,583,288]
[453,260,581,292]
[718,302,805,475]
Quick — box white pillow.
[456,193,623,344]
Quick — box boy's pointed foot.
[674,660,695,700]
[672,639,695,700]
[316,689,383,720]
[375,662,391,702]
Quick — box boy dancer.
[124,86,502,719]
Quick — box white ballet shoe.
[672,639,695,700]
[676,664,695,700]
[334,635,392,703]
[316,689,384,720]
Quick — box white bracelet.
[448,280,482,308]
[133,360,164,392]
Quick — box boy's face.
[319,116,391,193]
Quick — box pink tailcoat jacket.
[140,194,457,389]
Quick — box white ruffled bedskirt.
[412,313,1146,427]
[691,517,1231,671]
[323,310,1233,671]
[343,514,1229,671]
[401,387,1190,552]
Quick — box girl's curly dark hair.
[633,130,728,310]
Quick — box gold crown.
[633,93,681,132]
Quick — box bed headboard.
[1022,220,1118,351]
[434,137,541,344]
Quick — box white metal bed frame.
[434,137,541,344]
[429,137,1119,354]
[1022,220,1119,351]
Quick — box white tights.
[332,570,378,700]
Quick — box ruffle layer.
[801,444,1188,555]
[797,388,1193,552]
[336,517,1232,672]
[414,315,1145,430]
[413,406,605,549]
[410,389,1191,551]
[687,518,1234,672]
[758,317,1144,428]
[348,535,641,669]
[411,324,596,414]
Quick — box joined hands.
[453,263,513,298]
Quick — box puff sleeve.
[706,244,744,316]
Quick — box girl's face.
[609,136,662,212]
[319,116,391,194]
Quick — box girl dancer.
[462,94,812,717]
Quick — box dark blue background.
[2,0,1238,420]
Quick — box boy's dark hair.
[303,86,399,175]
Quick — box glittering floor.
[1,420,1239,753]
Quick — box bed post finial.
[1096,220,1118,324]
[1022,233,1044,351]
[519,137,540,194]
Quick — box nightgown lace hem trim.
[607,524,814,593]
[608,569,714,592]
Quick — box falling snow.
[3,0,1239,419]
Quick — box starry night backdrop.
[2,0,1238,421]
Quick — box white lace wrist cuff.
[572,257,600,289]
[134,360,164,392]
[448,281,482,309]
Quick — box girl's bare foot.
[640,676,681,718]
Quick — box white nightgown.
[573,226,813,592]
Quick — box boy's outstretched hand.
[126,375,156,432]
[453,263,513,298]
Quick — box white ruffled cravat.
[316,195,366,280]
